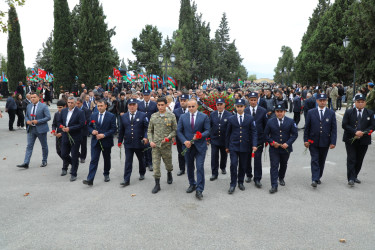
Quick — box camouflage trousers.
[152,143,173,179]
[331,98,337,110]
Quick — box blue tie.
[99,113,103,125]
[240,116,242,125]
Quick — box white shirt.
[66,107,75,126]
[31,102,39,115]
[129,111,137,120]
[318,107,326,120]
[278,117,284,127]
[250,106,258,116]
[98,111,106,124]
[237,113,244,125]
[190,111,198,126]
[356,108,363,118]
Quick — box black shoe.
[245,177,252,183]
[152,179,161,194]
[80,158,85,163]
[70,176,77,182]
[269,187,278,194]
[104,176,110,182]
[228,186,235,194]
[221,169,227,175]
[61,170,67,176]
[167,172,173,184]
[279,179,285,186]
[17,163,29,169]
[186,185,196,193]
[254,180,262,188]
[195,190,203,200]
[210,175,218,181]
[317,180,322,185]
[139,175,145,180]
[120,181,130,187]
[311,181,317,188]
[348,180,355,186]
[354,178,361,184]
[148,165,153,172]
[177,170,185,176]
[238,183,245,191]
[40,162,47,167]
[83,180,93,186]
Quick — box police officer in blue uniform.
[304,94,337,188]
[118,98,149,186]
[138,90,158,171]
[226,99,257,194]
[292,92,302,127]
[265,104,298,194]
[173,94,189,176]
[244,92,268,187]
[342,94,375,186]
[209,98,232,181]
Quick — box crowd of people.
[1,79,375,199]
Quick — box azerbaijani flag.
[238,77,244,86]
[167,76,177,88]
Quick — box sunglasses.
[187,106,196,108]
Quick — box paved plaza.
[0,103,374,249]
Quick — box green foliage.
[0,55,7,74]
[35,31,54,73]
[0,0,25,33]
[274,46,295,85]
[7,6,26,90]
[248,74,257,82]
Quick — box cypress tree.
[53,0,75,92]
[7,6,26,91]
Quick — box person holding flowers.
[342,94,375,186]
[51,100,68,175]
[177,99,210,200]
[304,94,337,188]
[226,99,258,194]
[83,100,116,186]
[57,97,85,182]
[264,104,298,194]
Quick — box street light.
[158,53,176,89]
[343,36,356,106]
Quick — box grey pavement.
[0,104,374,249]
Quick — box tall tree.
[0,0,25,33]
[53,0,75,91]
[7,6,26,90]
[274,46,295,84]
[35,31,54,73]
[0,55,7,75]
[77,0,118,88]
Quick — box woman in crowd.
[15,93,25,130]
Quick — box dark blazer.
[88,112,117,148]
[304,108,337,147]
[177,111,210,152]
[52,112,63,133]
[258,98,268,110]
[304,97,316,113]
[79,106,92,136]
[210,110,232,146]
[138,100,158,120]
[293,96,302,113]
[173,107,188,124]
[57,107,85,141]
[226,113,257,152]
[264,117,298,153]
[342,108,375,145]
[118,111,149,149]
[244,106,268,145]
[83,100,91,110]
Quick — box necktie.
[191,114,195,130]
[183,109,186,113]
[145,102,149,111]
[279,119,283,127]
[240,115,243,125]
[219,112,222,120]
[131,113,134,124]
[252,108,256,117]
[358,109,362,119]
[320,110,324,121]
[32,104,36,120]
[99,113,103,125]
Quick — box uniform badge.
[367,117,370,120]
[136,118,139,121]
[253,121,256,126]
[326,118,329,122]
[224,119,227,122]
[294,123,297,128]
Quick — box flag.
[113,68,121,77]
[31,68,36,76]
[167,76,177,88]
[238,77,244,86]
[108,76,112,83]
[38,68,46,79]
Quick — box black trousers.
[61,138,81,176]
[293,112,301,126]
[8,109,16,130]
[16,109,25,127]
[211,144,227,176]
[176,140,186,171]
[345,141,368,181]
[56,137,70,169]
[79,136,88,160]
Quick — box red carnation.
[118,143,122,147]
[165,137,170,142]
[173,142,177,145]
[51,130,56,134]
[308,139,314,144]
[59,125,64,128]
[251,152,255,158]
[265,142,269,147]
[195,131,202,140]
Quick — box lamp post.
[158,53,176,89]
[343,36,356,101]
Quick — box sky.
[0,0,319,79]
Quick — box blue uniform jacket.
[118,111,149,149]
[210,110,232,146]
[88,112,117,148]
[244,106,268,145]
[226,113,257,152]
[293,96,302,112]
[304,108,337,147]
[138,101,158,120]
[264,117,298,153]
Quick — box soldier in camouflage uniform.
[365,82,375,112]
[148,97,177,194]
[330,83,339,111]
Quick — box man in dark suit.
[244,92,268,187]
[173,94,189,176]
[17,93,51,169]
[257,95,268,110]
[118,99,149,186]
[76,98,92,163]
[264,104,298,194]
[342,94,375,186]
[303,93,316,126]
[293,92,302,127]
[304,94,337,188]
[57,97,85,180]
[51,100,68,174]
[226,99,257,194]
[138,89,158,171]
[83,94,91,110]
[177,99,210,200]
[83,99,117,186]
[209,98,232,181]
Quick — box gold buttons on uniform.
[240,140,242,142]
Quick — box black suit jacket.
[342,108,375,145]
[57,107,85,142]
